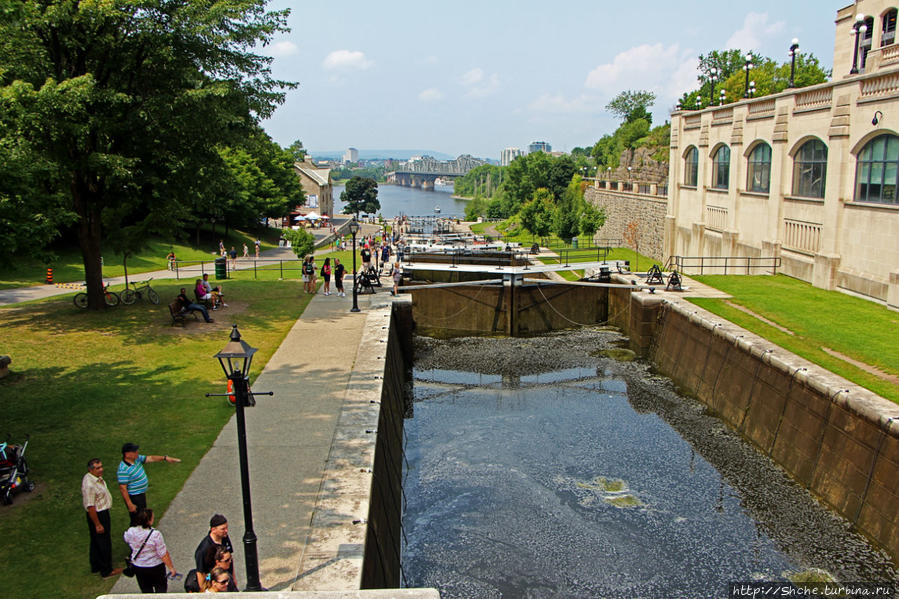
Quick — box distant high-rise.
[343,147,359,164]
[501,147,522,166]
[528,141,551,154]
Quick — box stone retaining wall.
[585,187,666,263]
[620,292,899,561]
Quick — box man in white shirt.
[82,458,122,578]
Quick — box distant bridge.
[387,154,487,190]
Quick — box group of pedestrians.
[302,255,346,297]
[81,442,238,593]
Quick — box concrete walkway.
[111,271,398,593]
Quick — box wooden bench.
[169,300,199,326]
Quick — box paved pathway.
[110,269,397,593]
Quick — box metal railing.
[171,258,306,280]
[666,255,781,275]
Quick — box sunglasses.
[214,578,230,584]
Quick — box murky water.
[401,330,898,599]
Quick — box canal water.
[401,330,898,599]
[332,182,467,219]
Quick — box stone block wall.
[585,187,667,264]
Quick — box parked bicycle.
[120,278,160,305]
[74,282,120,309]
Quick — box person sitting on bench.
[177,289,214,323]
[200,273,226,309]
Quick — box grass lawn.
[0,226,283,290]
[0,279,310,598]
[539,248,662,281]
[689,275,899,404]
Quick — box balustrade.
[794,87,832,110]
[783,219,822,254]
[860,72,899,98]
[705,205,728,231]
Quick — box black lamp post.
[720,89,726,105]
[348,218,361,313]
[709,67,718,105]
[748,81,756,98]
[788,38,799,87]
[743,53,753,98]
[851,14,866,74]
[211,325,271,592]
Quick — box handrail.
[668,255,781,275]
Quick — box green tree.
[282,227,315,259]
[340,176,380,217]
[579,202,606,239]
[519,188,555,240]
[503,152,577,217]
[0,1,293,308]
[288,139,306,162]
[606,90,656,124]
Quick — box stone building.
[667,0,899,308]
[294,158,334,216]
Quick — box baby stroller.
[0,435,35,505]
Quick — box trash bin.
[214,257,227,280]
[571,237,579,249]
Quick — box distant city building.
[528,141,551,154]
[501,147,522,166]
[343,147,358,164]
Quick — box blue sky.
[260,1,849,160]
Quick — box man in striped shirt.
[117,442,181,526]
[82,458,121,578]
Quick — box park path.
[110,258,396,593]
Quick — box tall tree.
[340,176,380,218]
[0,1,293,308]
[606,90,656,124]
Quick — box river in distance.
[331,182,467,219]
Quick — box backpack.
[184,568,200,593]
[320,265,326,277]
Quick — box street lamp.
[748,81,756,98]
[211,325,272,592]
[788,38,800,88]
[709,67,719,105]
[850,14,866,74]
[348,219,361,313]
[743,53,753,98]
[720,89,727,105]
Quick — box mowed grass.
[689,275,899,403]
[0,279,309,599]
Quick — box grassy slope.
[689,275,899,404]
[0,227,283,289]
[0,279,309,598]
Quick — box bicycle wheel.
[104,291,120,307]
[147,288,160,304]
[73,293,88,309]
[120,288,136,305]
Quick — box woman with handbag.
[123,508,178,593]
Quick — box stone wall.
[585,187,667,263]
[627,295,899,562]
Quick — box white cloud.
[322,50,374,71]
[725,12,785,52]
[460,68,484,86]
[460,67,500,98]
[267,41,299,58]
[418,88,444,102]
[528,93,598,114]
[583,43,700,110]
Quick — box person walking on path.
[82,458,122,578]
[242,243,249,259]
[229,246,238,270]
[321,257,332,295]
[334,259,346,297]
[218,240,225,257]
[123,508,178,593]
[194,514,235,591]
[254,238,261,258]
[392,265,402,296]
[117,443,181,526]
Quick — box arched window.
[855,134,899,204]
[747,143,772,193]
[882,9,897,47]
[712,145,730,190]
[684,146,698,186]
[792,139,827,198]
